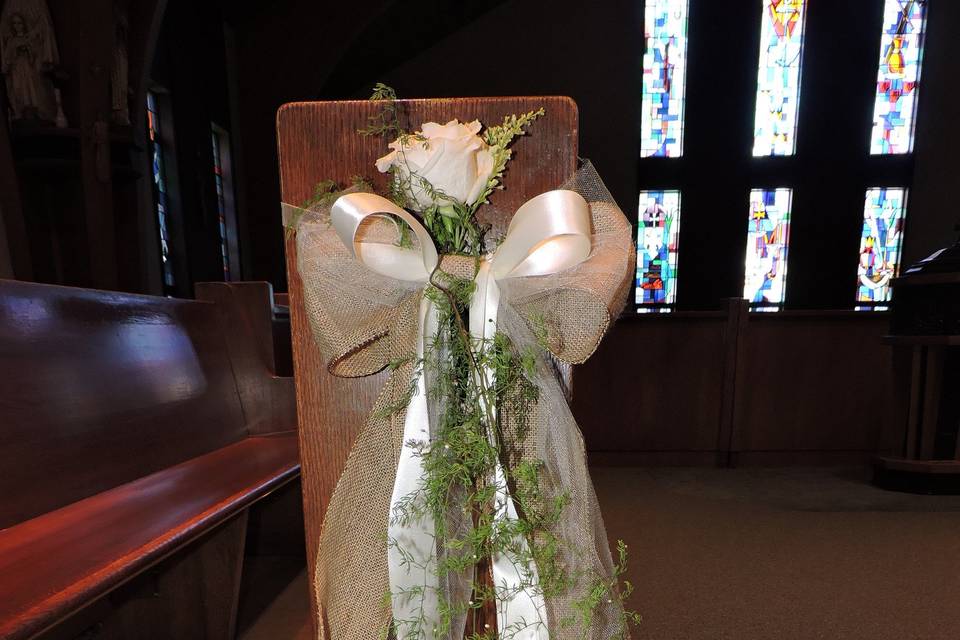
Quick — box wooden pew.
[278,96,578,635]
[0,279,299,640]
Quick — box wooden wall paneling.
[195,281,297,435]
[277,97,578,630]
[716,298,749,466]
[729,311,899,464]
[573,310,729,464]
[571,305,905,467]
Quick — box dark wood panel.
[195,281,297,435]
[0,435,298,640]
[277,97,578,631]
[573,313,728,453]
[732,313,899,453]
[0,279,248,526]
[571,307,906,465]
[35,513,250,640]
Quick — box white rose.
[375,119,495,211]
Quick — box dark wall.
[376,0,641,214]
[228,0,550,288]
[227,0,393,290]
[229,0,640,291]
[903,0,960,266]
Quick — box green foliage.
[421,201,489,256]
[359,82,404,139]
[471,109,545,212]
[383,268,641,639]
[562,540,643,639]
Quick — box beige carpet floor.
[243,467,960,639]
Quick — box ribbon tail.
[387,295,442,638]
[472,263,549,639]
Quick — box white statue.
[110,3,130,126]
[0,0,60,123]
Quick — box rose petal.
[466,148,495,205]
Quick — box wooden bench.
[0,279,299,640]
[278,96,578,635]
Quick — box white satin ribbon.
[331,190,591,639]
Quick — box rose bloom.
[375,119,495,211]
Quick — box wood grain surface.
[0,435,299,640]
[277,97,578,634]
[195,281,297,435]
[0,279,247,527]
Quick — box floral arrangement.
[286,85,639,640]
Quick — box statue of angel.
[0,0,61,123]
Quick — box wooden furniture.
[277,96,578,635]
[0,279,298,640]
[876,246,960,490]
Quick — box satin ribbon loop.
[492,189,592,279]
[331,192,437,281]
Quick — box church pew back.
[0,279,248,528]
[277,97,578,629]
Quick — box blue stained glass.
[856,188,906,307]
[147,91,175,289]
[870,0,926,155]
[211,128,231,279]
[744,188,792,308]
[636,190,681,311]
[752,0,807,157]
[641,0,689,158]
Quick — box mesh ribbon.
[284,161,635,639]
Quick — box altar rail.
[575,300,907,466]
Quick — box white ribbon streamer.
[330,190,591,639]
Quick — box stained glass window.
[856,188,906,308]
[211,128,231,280]
[870,0,926,155]
[641,0,689,158]
[637,190,681,312]
[147,91,175,290]
[752,0,807,157]
[744,188,792,309]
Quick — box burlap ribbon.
[284,162,635,639]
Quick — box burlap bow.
[284,162,635,639]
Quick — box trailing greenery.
[359,82,403,139]
[380,266,640,639]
